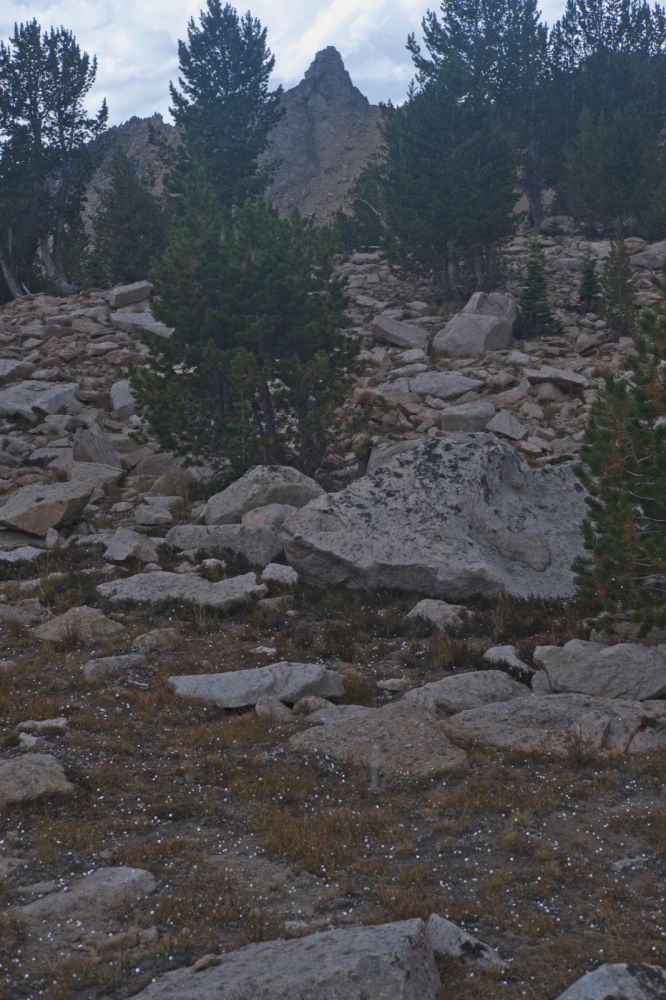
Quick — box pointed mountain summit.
[265,47,383,220]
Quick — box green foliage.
[519,240,553,334]
[599,239,637,337]
[168,1,282,216]
[574,264,666,636]
[133,183,356,475]
[0,19,107,296]
[578,254,600,310]
[89,149,166,287]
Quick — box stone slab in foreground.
[290,703,469,778]
[169,662,344,709]
[98,572,266,610]
[0,482,92,536]
[130,918,440,1000]
[281,434,586,599]
[443,693,666,757]
[0,753,74,807]
[533,639,666,701]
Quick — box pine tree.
[168,1,282,215]
[133,184,355,475]
[519,239,552,334]
[0,20,107,295]
[89,149,165,286]
[599,238,636,336]
[578,253,600,310]
[574,264,666,636]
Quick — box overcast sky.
[2,1,567,126]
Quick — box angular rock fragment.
[0,380,79,421]
[169,661,343,708]
[0,482,92,536]
[406,599,468,634]
[433,292,517,357]
[35,606,129,645]
[0,753,73,806]
[372,314,429,351]
[205,465,323,525]
[426,913,506,971]
[166,524,282,565]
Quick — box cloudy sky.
[2,1,566,126]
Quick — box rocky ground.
[0,237,665,999]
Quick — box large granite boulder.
[205,465,323,525]
[0,482,92,536]
[433,292,518,357]
[130,919,441,999]
[281,435,586,599]
[533,640,666,701]
[443,693,666,757]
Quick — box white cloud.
[1,1,567,125]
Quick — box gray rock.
[366,439,425,475]
[255,695,295,722]
[166,524,282,565]
[631,239,666,269]
[483,644,533,673]
[372,314,429,350]
[281,435,586,599]
[0,359,34,385]
[439,400,496,432]
[391,371,483,400]
[407,599,468,634]
[305,704,373,724]
[403,670,530,716]
[110,379,136,419]
[110,310,173,339]
[555,963,666,999]
[16,866,156,920]
[426,913,506,971]
[261,563,299,585]
[443,693,666,757]
[533,640,666,701]
[0,546,44,565]
[524,365,588,391]
[0,380,79,421]
[108,280,152,308]
[98,571,266,611]
[433,292,518,357]
[35,606,129,645]
[0,482,92,536]
[169,661,344,708]
[72,428,122,469]
[135,504,172,526]
[486,409,529,441]
[290,702,468,778]
[0,753,73,806]
[82,653,146,680]
[241,503,298,530]
[133,627,181,654]
[59,459,122,491]
[205,465,323,524]
[105,527,159,564]
[130,918,440,1000]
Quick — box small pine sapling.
[519,239,553,335]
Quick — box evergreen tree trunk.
[0,249,24,298]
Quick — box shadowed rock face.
[85,48,382,223]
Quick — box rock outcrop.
[282,434,587,599]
